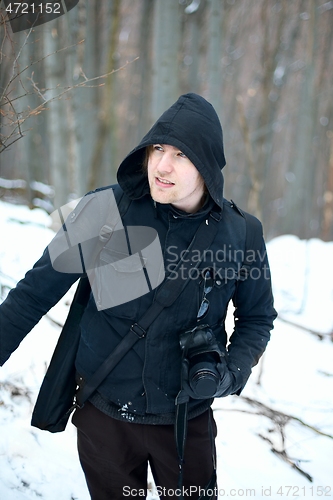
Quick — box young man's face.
[147,144,205,213]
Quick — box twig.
[45,314,63,328]
[1,57,139,152]
[277,316,333,341]
[239,396,333,440]
[1,14,40,103]
[0,380,32,403]
[0,270,17,285]
[27,71,46,101]
[215,395,331,482]
[4,92,24,142]
[1,38,85,104]
[271,448,313,482]
[257,432,313,481]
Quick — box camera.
[179,325,226,398]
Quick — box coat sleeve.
[228,236,277,392]
[0,247,82,366]
[0,186,121,365]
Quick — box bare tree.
[43,21,71,207]
[88,0,122,192]
[206,0,223,111]
[151,0,181,121]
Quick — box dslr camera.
[179,325,227,399]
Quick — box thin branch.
[1,38,85,104]
[1,15,39,103]
[0,11,10,62]
[239,396,333,440]
[215,395,332,482]
[28,71,47,101]
[45,314,63,328]
[0,132,26,151]
[258,431,313,482]
[0,381,33,406]
[277,316,333,341]
[0,57,139,153]
[5,93,24,140]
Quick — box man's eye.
[153,145,163,151]
[178,152,187,158]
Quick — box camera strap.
[175,402,217,499]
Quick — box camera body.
[179,325,226,398]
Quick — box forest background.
[0,0,333,242]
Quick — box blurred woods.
[0,0,332,241]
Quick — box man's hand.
[181,357,244,400]
[215,361,242,397]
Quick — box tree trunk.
[283,0,317,238]
[44,22,70,208]
[181,0,205,95]
[206,0,223,112]
[88,0,121,191]
[151,0,181,121]
[135,0,154,142]
[322,131,333,241]
[248,0,287,220]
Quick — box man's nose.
[158,152,174,173]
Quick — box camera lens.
[189,359,220,398]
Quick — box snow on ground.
[0,200,332,499]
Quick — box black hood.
[117,93,226,208]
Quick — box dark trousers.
[72,402,217,500]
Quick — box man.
[0,93,276,499]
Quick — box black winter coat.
[0,93,277,421]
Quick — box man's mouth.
[156,177,175,186]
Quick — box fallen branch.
[215,395,332,482]
[0,380,32,403]
[258,430,313,481]
[277,316,333,341]
[45,314,63,328]
[271,448,313,482]
[240,396,333,440]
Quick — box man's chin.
[151,196,171,205]
[150,189,175,205]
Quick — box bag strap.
[75,207,222,407]
[97,183,131,242]
[230,201,263,280]
[67,184,132,311]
